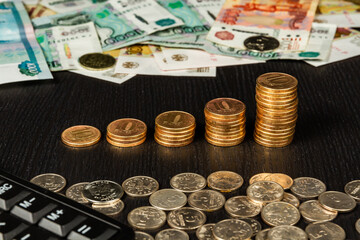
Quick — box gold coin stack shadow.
[204,98,246,147]
[106,118,147,147]
[154,111,196,147]
[254,72,298,147]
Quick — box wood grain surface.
[1,58,360,239]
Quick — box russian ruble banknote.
[25,3,56,19]
[32,3,149,51]
[114,45,216,77]
[206,0,319,52]
[0,0,52,83]
[35,22,102,71]
[315,0,360,27]
[306,28,360,66]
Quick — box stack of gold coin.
[106,118,147,147]
[254,72,298,147]
[204,98,246,147]
[155,111,196,147]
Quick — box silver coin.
[155,229,189,240]
[299,200,337,223]
[225,196,262,218]
[170,172,207,193]
[281,192,300,208]
[65,182,89,204]
[268,225,307,240]
[92,199,124,216]
[122,176,159,197]
[255,229,271,240]
[318,191,356,213]
[344,180,360,201]
[247,181,284,204]
[356,219,360,234]
[240,218,262,237]
[82,180,124,204]
[196,223,215,240]
[188,189,225,212]
[244,35,280,52]
[290,177,326,199]
[149,189,187,211]
[30,173,66,192]
[167,207,206,230]
[207,171,244,192]
[127,206,166,230]
[305,222,346,240]
[213,219,253,240]
[261,201,300,227]
[135,231,154,240]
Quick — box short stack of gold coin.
[204,98,246,147]
[106,118,147,147]
[254,72,298,147]
[155,111,196,147]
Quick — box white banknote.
[71,69,136,84]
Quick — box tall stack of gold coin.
[254,72,298,147]
[204,98,246,147]
[155,111,196,147]
[106,118,147,147]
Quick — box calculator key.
[13,226,61,240]
[67,219,117,240]
[11,193,57,224]
[0,182,30,211]
[0,212,28,240]
[38,206,86,237]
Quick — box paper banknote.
[114,45,216,77]
[315,0,360,27]
[306,28,360,66]
[32,3,148,51]
[71,69,136,84]
[184,0,225,24]
[25,3,57,19]
[0,0,52,83]
[35,22,102,71]
[206,0,319,52]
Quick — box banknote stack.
[254,73,298,148]
[106,118,147,147]
[154,111,196,147]
[204,98,246,147]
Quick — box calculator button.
[10,193,57,224]
[67,219,117,240]
[38,206,86,237]
[0,182,30,211]
[0,212,28,240]
[12,226,61,240]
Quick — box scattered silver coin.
[318,191,356,213]
[261,201,300,226]
[82,180,124,204]
[122,176,159,197]
[188,189,225,212]
[247,181,284,204]
[305,222,346,240]
[149,189,187,211]
[135,231,154,240]
[65,182,89,204]
[213,219,253,240]
[255,228,270,240]
[155,229,189,240]
[281,192,300,208]
[344,180,360,201]
[268,225,307,240]
[196,223,215,240]
[127,206,166,230]
[250,173,293,190]
[207,171,244,192]
[240,218,262,237]
[167,207,206,230]
[290,177,326,199]
[170,172,207,192]
[224,196,262,218]
[30,173,67,192]
[92,199,124,216]
[299,200,337,223]
[356,219,360,234]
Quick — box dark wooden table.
[1,57,360,239]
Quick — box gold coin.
[155,128,195,139]
[61,125,101,147]
[205,118,246,128]
[256,72,298,92]
[154,134,193,147]
[205,127,245,136]
[205,134,245,147]
[207,171,244,192]
[254,135,293,148]
[204,97,246,118]
[255,121,296,132]
[254,130,294,141]
[257,104,298,115]
[106,135,146,147]
[256,85,297,97]
[107,118,147,139]
[155,125,195,136]
[155,111,195,131]
[79,53,116,71]
[154,132,194,142]
[249,173,272,185]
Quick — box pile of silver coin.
[30,172,360,240]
